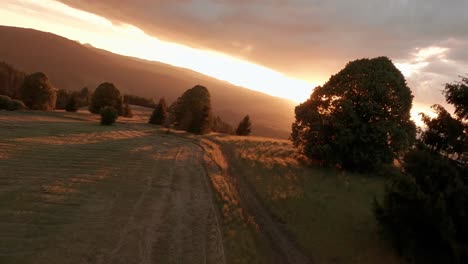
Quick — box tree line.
[0,62,252,135]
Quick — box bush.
[89,82,124,115]
[8,99,27,111]
[65,96,78,112]
[20,72,56,110]
[375,147,468,264]
[291,57,416,172]
[0,95,11,110]
[0,95,26,111]
[100,106,118,125]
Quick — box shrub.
[375,147,468,264]
[65,96,78,112]
[291,57,416,172]
[89,82,124,115]
[8,99,27,111]
[100,106,118,125]
[0,95,11,110]
[20,72,56,110]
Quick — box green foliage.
[89,82,124,115]
[291,57,416,172]
[100,106,118,125]
[124,94,156,108]
[8,99,27,111]
[149,98,168,125]
[65,96,78,112]
[420,105,466,159]
[236,115,252,136]
[211,115,233,134]
[0,95,11,110]
[20,72,56,110]
[444,77,468,120]
[375,147,468,264]
[169,85,212,134]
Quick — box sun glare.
[0,0,315,103]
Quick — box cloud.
[5,0,468,112]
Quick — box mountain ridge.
[0,25,298,138]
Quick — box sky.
[1,0,468,122]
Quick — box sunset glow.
[0,0,315,102]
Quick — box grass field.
[209,135,404,264]
[0,109,403,264]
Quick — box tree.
[55,89,70,110]
[444,77,468,120]
[188,104,211,134]
[420,105,465,159]
[89,82,124,115]
[65,96,78,112]
[0,62,25,99]
[212,115,234,134]
[291,57,416,172]
[100,106,118,125]
[375,146,468,264]
[78,87,90,107]
[124,94,157,108]
[20,72,56,110]
[149,98,168,125]
[236,115,252,136]
[375,78,468,264]
[169,85,212,134]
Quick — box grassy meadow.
[0,109,403,263]
[209,135,404,264]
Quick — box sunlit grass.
[211,134,404,264]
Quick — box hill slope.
[0,26,297,138]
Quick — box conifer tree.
[236,115,252,136]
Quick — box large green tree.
[89,82,124,115]
[169,85,212,134]
[20,72,56,110]
[291,57,416,171]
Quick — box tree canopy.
[89,82,124,115]
[169,85,212,134]
[444,77,468,120]
[20,72,56,110]
[375,77,468,264]
[291,57,416,171]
